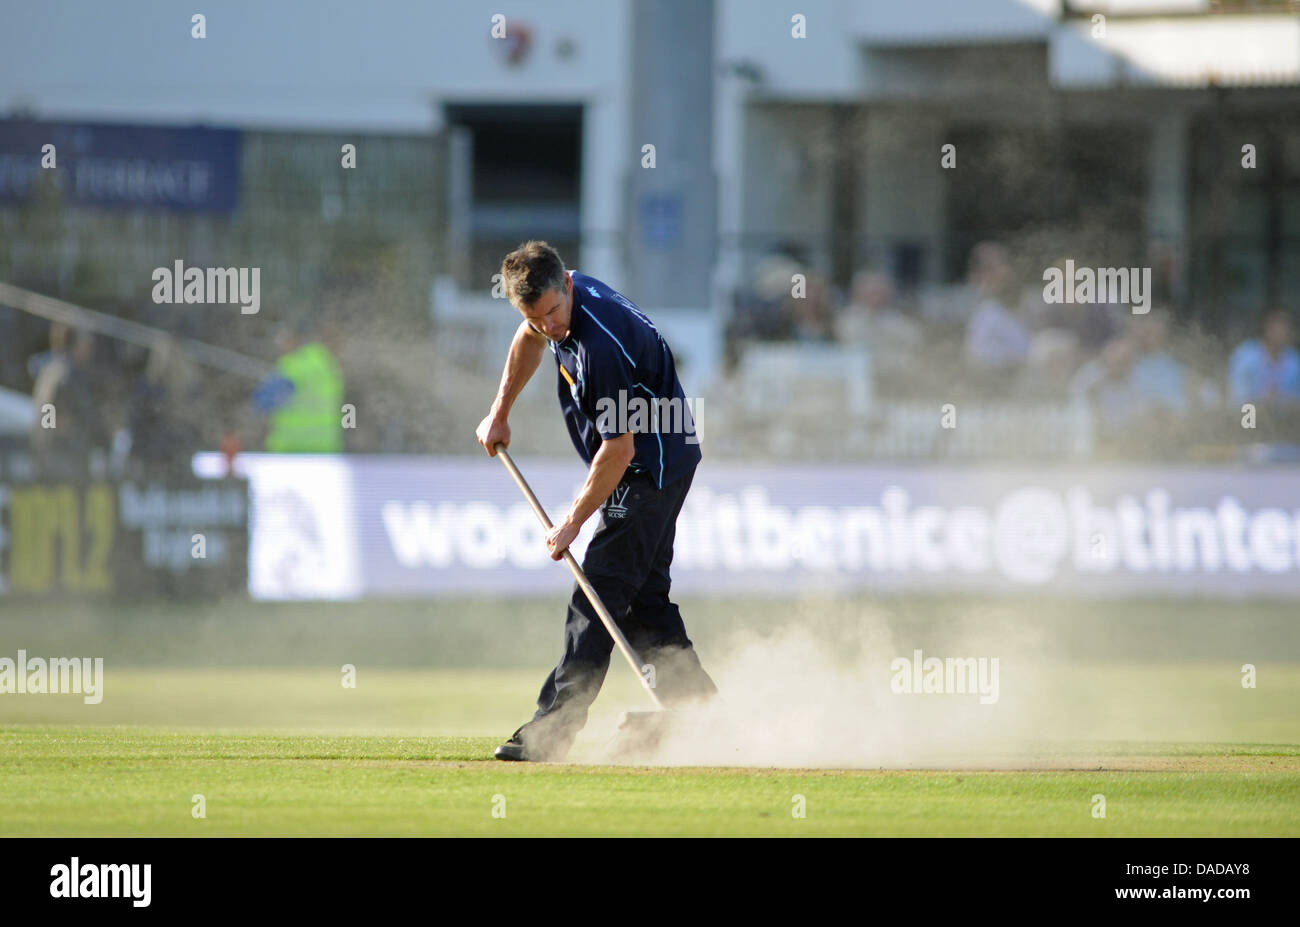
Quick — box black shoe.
[494,727,530,762]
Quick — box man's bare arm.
[476,320,547,456]
[567,431,635,528]
[545,431,636,559]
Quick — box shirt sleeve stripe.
[581,305,636,368]
[632,381,666,487]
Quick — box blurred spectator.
[1020,328,1082,397]
[30,327,106,474]
[1070,335,1142,442]
[725,251,836,354]
[1029,256,1121,353]
[1128,309,1188,415]
[723,253,798,363]
[962,241,1031,377]
[128,336,202,473]
[789,269,835,343]
[1071,316,1192,455]
[835,269,923,360]
[1228,309,1300,407]
[28,321,70,382]
[254,321,345,453]
[755,253,801,308]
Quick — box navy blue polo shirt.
[540,270,701,488]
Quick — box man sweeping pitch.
[476,240,718,762]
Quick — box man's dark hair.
[501,240,567,308]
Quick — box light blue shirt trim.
[581,304,636,368]
[632,381,666,487]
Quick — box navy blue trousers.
[518,466,716,760]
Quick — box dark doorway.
[443,103,583,287]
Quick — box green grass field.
[2,723,1297,836]
[2,595,1298,836]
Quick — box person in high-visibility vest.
[254,326,345,453]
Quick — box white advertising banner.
[197,454,1300,601]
